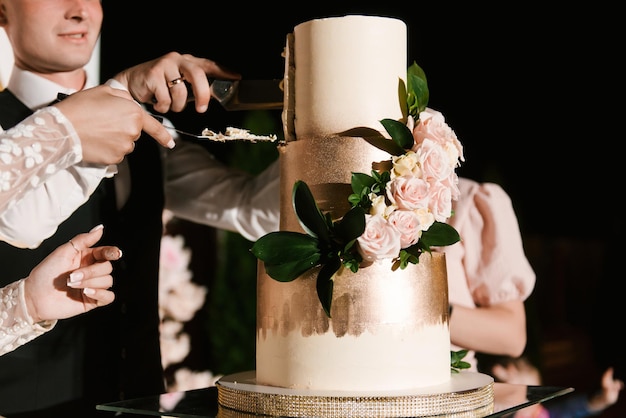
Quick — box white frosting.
[292,15,407,140]
[257,324,450,391]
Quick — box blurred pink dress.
[446,177,536,367]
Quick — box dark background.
[101,2,624,416]
[100,2,623,236]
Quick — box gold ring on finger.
[167,77,185,88]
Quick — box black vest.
[0,90,166,416]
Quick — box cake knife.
[150,78,284,111]
[210,79,284,111]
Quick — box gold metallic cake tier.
[278,135,399,231]
[216,371,495,418]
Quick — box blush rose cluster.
[357,108,464,262]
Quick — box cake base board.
[216,370,494,417]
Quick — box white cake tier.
[289,15,407,140]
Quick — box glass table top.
[97,380,574,418]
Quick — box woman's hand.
[54,85,175,164]
[23,224,122,323]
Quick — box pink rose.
[387,209,423,248]
[441,171,461,200]
[410,108,464,165]
[427,181,453,222]
[386,175,430,211]
[357,214,402,262]
[415,138,453,182]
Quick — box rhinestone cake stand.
[216,371,495,418]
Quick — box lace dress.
[0,279,55,356]
[0,106,82,212]
[0,106,82,355]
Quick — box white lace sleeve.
[0,106,83,212]
[0,278,56,356]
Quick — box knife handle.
[150,79,237,105]
[209,79,238,106]
[182,79,238,105]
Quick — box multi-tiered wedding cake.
[258,14,452,392]
[216,14,494,418]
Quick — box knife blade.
[210,79,284,111]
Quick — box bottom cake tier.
[216,370,495,418]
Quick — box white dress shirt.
[0,68,114,248]
[0,66,280,248]
[164,139,280,241]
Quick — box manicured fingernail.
[83,288,95,295]
[107,248,123,259]
[167,139,176,149]
[90,224,104,232]
[68,271,84,286]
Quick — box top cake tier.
[283,15,407,142]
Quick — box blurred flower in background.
[159,210,218,391]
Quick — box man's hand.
[113,51,241,114]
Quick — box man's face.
[0,0,103,74]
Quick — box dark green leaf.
[450,349,471,373]
[333,206,366,243]
[380,118,414,150]
[349,171,387,214]
[451,349,469,362]
[407,62,429,117]
[351,172,376,194]
[340,239,363,272]
[251,231,320,264]
[292,181,331,243]
[316,256,342,317]
[264,253,321,282]
[419,222,461,248]
[343,258,360,273]
[407,61,427,83]
[348,193,364,207]
[398,248,421,269]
